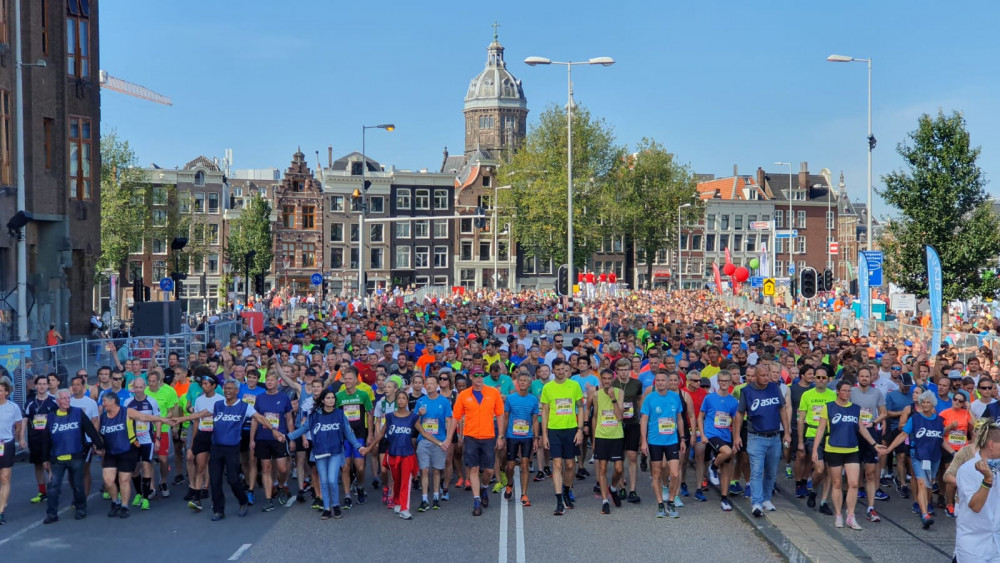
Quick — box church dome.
[464,34,527,111]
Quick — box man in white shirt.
[543,335,566,367]
[972,379,998,420]
[69,372,100,496]
[872,356,900,396]
[955,428,1000,562]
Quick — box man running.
[98,392,169,518]
[798,365,836,515]
[251,371,295,511]
[24,375,56,504]
[123,378,161,510]
[700,370,738,511]
[335,367,374,508]
[590,368,624,514]
[146,369,180,499]
[640,371,685,518]
[504,371,540,507]
[415,373,454,512]
[69,374,99,496]
[541,358,585,516]
[452,367,505,516]
[851,366,889,522]
[612,358,643,504]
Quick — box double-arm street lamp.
[356,124,394,298]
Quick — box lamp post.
[282,257,290,295]
[677,203,692,292]
[774,162,794,281]
[358,123,395,298]
[492,184,513,290]
[524,55,614,296]
[827,54,873,252]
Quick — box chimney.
[327,146,333,168]
[733,164,739,177]
[756,167,765,188]
[799,162,809,194]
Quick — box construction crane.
[98,70,173,106]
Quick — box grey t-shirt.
[850,386,886,433]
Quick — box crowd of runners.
[1,287,998,558]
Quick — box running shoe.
[900,486,911,499]
[356,487,368,505]
[866,507,881,522]
[752,504,763,517]
[311,497,323,510]
[521,494,531,507]
[344,497,353,510]
[455,478,466,489]
[708,465,720,487]
[835,514,844,528]
[333,505,343,519]
[172,475,186,486]
[160,483,170,498]
[534,471,546,482]
[119,507,130,519]
[321,509,332,520]
[417,500,430,512]
[946,504,956,518]
[211,512,225,521]
[544,466,553,477]
[132,494,144,507]
[667,503,679,518]
[602,500,611,515]
[721,498,733,511]
[858,490,867,499]
[30,492,47,504]
[875,489,890,501]
[694,489,707,502]
[504,486,513,501]
[188,499,202,512]
[680,483,690,497]
[262,499,275,512]
[441,488,450,501]
[807,492,817,508]
[921,514,934,529]
[880,475,893,487]
[296,490,306,503]
[102,491,111,500]
[627,491,641,504]
[729,481,743,494]
[493,481,505,494]
[611,488,622,508]
[382,487,390,505]
[656,503,667,518]
[399,510,413,520]
[673,495,684,507]
[139,497,150,510]
[795,485,808,498]
[247,492,255,506]
[473,501,483,517]
[762,500,776,511]
[819,503,834,515]
[432,499,440,510]
[554,501,566,516]
[108,503,121,518]
[481,488,490,508]
[579,467,591,477]
[565,489,576,504]
[564,492,574,510]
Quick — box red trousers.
[386,454,417,512]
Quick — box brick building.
[274,149,324,294]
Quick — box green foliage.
[878,110,1000,301]
[97,130,146,276]
[226,195,274,279]
[497,104,622,270]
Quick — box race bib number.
[32,415,46,430]
[0,442,4,456]
[199,418,213,431]
[600,409,618,427]
[243,395,256,407]
[555,398,573,416]
[860,408,873,427]
[512,419,530,436]
[135,421,150,434]
[623,401,635,419]
[422,418,439,434]
[714,412,732,429]
[810,404,823,425]
[344,404,361,422]
[948,430,968,447]
[266,413,280,427]
[658,417,676,436]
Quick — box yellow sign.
[763,278,776,296]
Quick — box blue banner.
[927,245,942,356]
[858,251,870,337]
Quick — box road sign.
[861,250,883,287]
[750,221,771,231]
[829,241,839,255]
[159,277,174,292]
[310,273,323,286]
[788,264,796,275]
[775,230,798,239]
[750,276,763,288]
[763,278,776,296]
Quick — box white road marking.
[0,490,100,547]
[229,543,253,560]
[513,468,526,563]
[499,477,509,563]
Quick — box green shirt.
[146,385,179,429]
[593,388,624,440]
[799,388,837,439]
[335,389,374,431]
[540,379,583,430]
[484,374,514,396]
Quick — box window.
[415,276,430,287]
[679,236,687,251]
[351,197,362,212]
[460,218,473,233]
[282,205,295,228]
[706,214,716,231]
[128,238,143,254]
[370,224,383,243]
[414,220,429,238]
[194,193,205,213]
[433,219,448,238]
[396,189,411,210]
[330,223,344,242]
[826,210,835,230]
[613,236,623,253]
[434,275,449,285]
[479,241,491,261]
[498,241,508,261]
[797,210,807,229]
[692,234,702,250]
[706,234,715,252]
[330,248,343,269]
[208,192,220,213]
[207,254,219,274]
[153,260,167,281]
[128,261,142,281]
[350,224,359,243]
[734,215,743,230]
[350,248,358,269]
[152,209,166,226]
[151,187,167,205]
[746,235,756,252]
[152,239,166,254]
[66,13,89,78]
[191,224,204,244]
[482,175,491,188]
[460,241,473,261]
[281,243,295,267]
[637,246,647,263]
[395,222,410,239]
[193,171,205,187]
[797,236,806,254]
[718,234,729,251]
[415,246,429,268]
[395,246,411,269]
[209,224,220,245]
[538,259,552,275]
[41,0,50,55]
[302,205,315,229]
[521,253,536,275]
[721,215,730,230]
[747,215,757,229]
[478,115,494,129]
[415,189,430,210]
[656,249,667,264]
[330,195,345,212]
[775,260,783,276]
[733,234,743,251]
[460,269,476,288]
[434,190,448,210]
[178,194,191,214]
[369,196,384,214]
[68,116,92,199]
[775,238,783,254]
[434,246,448,268]
[760,234,769,251]
[774,210,783,229]
[302,244,316,267]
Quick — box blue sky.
[101,1,1000,218]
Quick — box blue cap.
[433,345,444,353]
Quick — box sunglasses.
[112,377,123,381]
[980,386,994,390]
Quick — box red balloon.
[723,263,736,276]
[734,266,750,282]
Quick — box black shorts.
[941,449,955,464]
[192,431,213,455]
[804,438,825,462]
[858,429,881,464]
[506,437,533,461]
[294,436,308,454]
[824,450,860,467]
[547,428,579,460]
[379,438,389,453]
[707,436,733,455]
[255,439,289,460]
[240,429,251,453]
[884,428,908,456]
[102,448,140,473]
[28,436,50,465]
[789,427,800,457]
[462,436,496,469]
[137,443,154,463]
[594,438,625,461]
[622,424,641,452]
[648,443,680,463]
[0,440,14,469]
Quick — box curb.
[724,487,813,563]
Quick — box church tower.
[463,27,528,158]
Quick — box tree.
[878,110,1000,301]
[497,104,622,271]
[97,130,146,277]
[601,139,701,288]
[226,195,274,291]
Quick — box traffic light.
[556,264,569,296]
[816,270,826,292]
[363,180,372,191]
[800,267,817,300]
[254,273,266,294]
[133,276,144,303]
[823,268,834,291]
[474,206,487,229]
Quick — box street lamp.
[524,55,614,295]
[357,123,395,298]
[282,257,291,294]
[774,162,794,281]
[677,203,692,292]
[827,54,873,251]
[492,184,513,290]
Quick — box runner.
[735,364,790,518]
[589,368,624,514]
[884,390,945,529]
[452,367,505,516]
[798,366,836,515]
[123,377,161,510]
[365,389,420,520]
[0,377,22,525]
[790,365,815,499]
[504,371,540,507]
[541,358,585,516]
[23,375,56,504]
[640,371,685,518]
[699,370,738,511]
[414,373,454,512]
[69,373,99,497]
[98,392,170,519]
[185,372,223,510]
[334,367,374,509]
[43,389,105,524]
[250,370,295,512]
[145,369,180,498]
[612,358,643,504]
[850,366,889,522]
[238,367,266,505]
[939,389,973,517]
